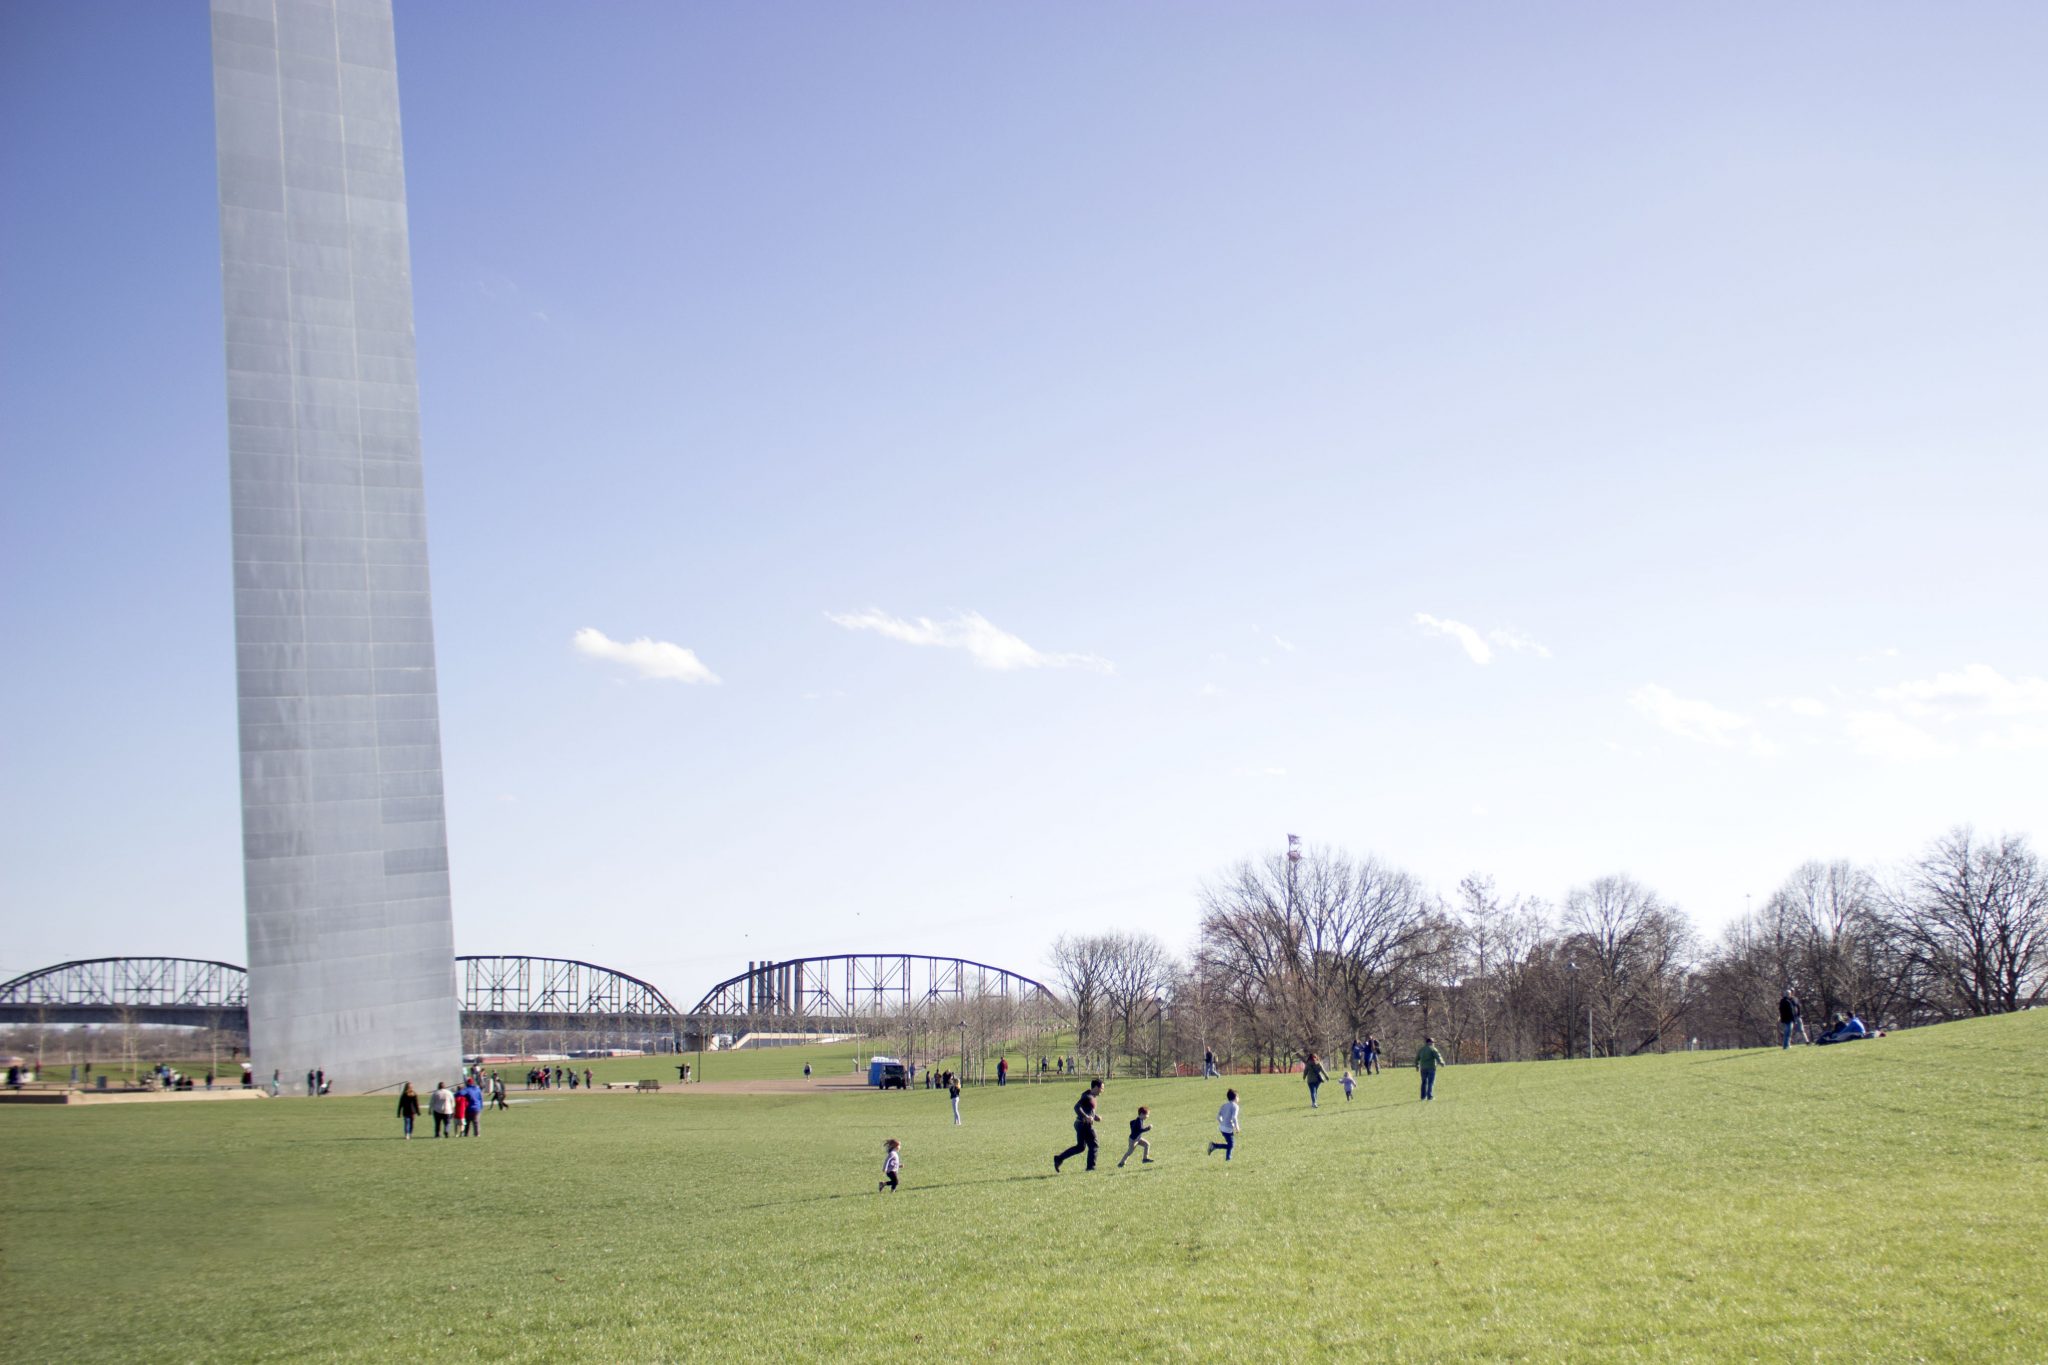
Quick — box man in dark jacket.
[1054,1079,1105,1172]
[1779,989,1809,1048]
[1302,1053,1328,1108]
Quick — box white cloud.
[1878,663,2048,719]
[1414,613,1493,665]
[1629,684,1753,747]
[572,627,721,684]
[1988,723,2048,751]
[1767,696,1831,717]
[1486,626,1553,659]
[1843,709,1952,761]
[1414,613,1551,664]
[827,609,1113,673]
[1197,682,1226,698]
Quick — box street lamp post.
[956,1019,967,1084]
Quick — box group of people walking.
[396,1070,507,1139]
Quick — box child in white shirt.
[1208,1090,1241,1161]
[879,1138,902,1193]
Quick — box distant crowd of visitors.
[525,1065,593,1091]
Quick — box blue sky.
[4,2,2045,1000]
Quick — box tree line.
[1046,827,2048,1077]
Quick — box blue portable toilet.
[868,1056,901,1087]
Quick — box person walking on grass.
[430,1081,453,1137]
[1779,988,1810,1048]
[1208,1089,1242,1161]
[1302,1053,1328,1108]
[949,1073,963,1126]
[1055,1079,1105,1172]
[1363,1036,1381,1075]
[462,1077,484,1136]
[879,1138,902,1193]
[1416,1036,1444,1101]
[397,1083,421,1140]
[1117,1106,1154,1167]
[1340,1069,1356,1102]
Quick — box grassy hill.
[2,1012,2041,1362]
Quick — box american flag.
[1287,833,1302,862]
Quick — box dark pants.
[1056,1120,1098,1170]
[1420,1068,1436,1100]
[432,1113,447,1137]
[1209,1130,1234,1160]
[402,1114,414,1137]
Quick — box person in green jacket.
[1302,1053,1328,1108]
[1415,1037,1444,1101]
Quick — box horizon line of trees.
[1042,826,2047,1077]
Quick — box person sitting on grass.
[1815,1012,1871,1045]
[879,1138,902,1193]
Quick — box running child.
[1341,1069,1356,1101]
[1117,1106,1154,1167]
[879,1138,902,1193]
[1207,1089,1242,1161]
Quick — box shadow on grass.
[736,1171,1062,1210]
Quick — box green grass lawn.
[3,1014,2042,1362]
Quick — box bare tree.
[1560,874,1695,1054]
[1099,932,1177,1077]
[1889,828,2048,1015]
[1198,847,1445,1064]
[1048,933,1118,1069]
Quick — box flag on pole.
[1287,834,1302,862]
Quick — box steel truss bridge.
[1,952,1057,1045]
[458,955,680,1035]
[691,955,1057,1034]
[0,958,248,1030]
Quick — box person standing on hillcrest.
[1416,1036,1444,1101]
[1779,989,1809,1048]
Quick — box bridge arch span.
[690,953,1056,1026]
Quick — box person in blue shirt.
[1815,1012,1870,1045]
[461,1078,485,1134]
